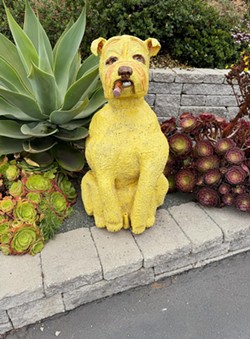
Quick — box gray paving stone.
[183,83,233,96]
[91,228,143,280]
[155,105,179,117]
[175,69,205,83]
[181,95,206,106]
[168,203,223,253]
[149,82,182,94]
[198,68,227,84]
[0,253,43,311]
[203,207,250,246]
[63,268,154,311]
[230,235,250,252]
[155,264,194,281]
[145,94,155,106]
[8,294,65,329]
[227,106,240,117]
[179,106,227,117]
[206,95,237,107]
[133,209,191,268]
[41,228,102,296]
[152,69,176,82]
[0,311,12,335]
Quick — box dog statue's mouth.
[113,79,133,97]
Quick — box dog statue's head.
[91,35,161,100]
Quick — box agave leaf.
[53,6,86,95]
[0,87,45,120]
[0,56,31,95]
[59,118,91,130]
[74,87,106,119]
[52,143,85,171]
[21,122,58,137]
[54,127,88,141]
[68,51,81,88]
[62,65,99,110]
[0,34,32,91]
[0,97,39,121]
[53,18,74,58]
[50,97,89,125]
[28,63,61,114]
[23,137,57,153]
[0,77,19,92]
[0,136,24,155]
[77,54,100,80]
[0,120,31,139]
[23,0,53,72]
[4,3,39,74]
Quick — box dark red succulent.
[196,187,220,207]
[222,193,235,206]
[214,138,235,155]
[235,193,250,212]
[194,140,214,157]
[196,155,220,173]
[168,133,193,156]
[204,169,221,186]
[218,183,231,195]
[175,169,196,193]
[225,166,247,185]
[225,147,245,165]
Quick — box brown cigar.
[113,80,123,97]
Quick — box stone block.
[145,94,155,106]
[0,253,44,311]
[198,68,227,84]
[206,95,237,107]
[155,265,194,281]
[155,105,179,118]
[226,107,240,117]
[203,207,250,246]
[0,311,12,335]
[8,294,65,329]
[91,228,143,280]
[175,69,205,83]
[181,95,206,106]
[63,268,154,311]
[179,106,226,117]
[152,69,176,82]
[149,82,182,94]
[183,84,233,96]
[41,228,102,296]
[133,209,191,268]
[230,235,250,252]
[168,203,223,253]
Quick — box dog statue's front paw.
[131,226,146,234]
[106,222,123,232]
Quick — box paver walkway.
[1,202,249,336]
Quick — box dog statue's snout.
[118,66,133,80]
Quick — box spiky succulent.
[0,1,106,171]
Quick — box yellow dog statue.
[81,35,169,234]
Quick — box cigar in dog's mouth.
[113,80,133,97]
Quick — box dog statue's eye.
[106,57,118,65]
[133,54,145,64]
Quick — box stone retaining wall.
[147,68,238,120]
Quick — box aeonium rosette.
[10,224,44,255]
[25,174,52,192]
[14,200,38,223]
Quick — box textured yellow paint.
[81,35,169,234]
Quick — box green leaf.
[77,54,100,80]
[0,56,31,95]
[4,3,39,74]
[0,87,45,120]
[53,6,86,95]
[0,136,24,155]
[53,18,74,58]
[53,143,85,171]
[0,34,32,92]
[50,97,89,125]
[23,0,53,72]
[0,120,31,139]
[54,127,88,141]
[28,63,61,115]
[23,137,57,153]
[21,122,58,137]
[59,118,91,130]
[26,152,54,167]
[68,51,81,88]
[74,87,106,119]
[0,97,38,121]
[62,65,99,110]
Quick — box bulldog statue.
[81,35,169,234]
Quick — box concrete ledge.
[1,202,250,335]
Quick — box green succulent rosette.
[10,225,38,254]
[14,201,37,223]
[49,192,67,215]
[57,174,77,202]
[0,244,11,255]
[29,239,45,255]
[1,233,11,244]
[5,165,19,181]
[26,192,42,204]
[9,180,24,197]
[0,221,10,235]
[0,197,15,213]
[26,174,52,192]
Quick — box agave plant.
[0,1,106,171]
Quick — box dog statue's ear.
[91,37,107,56]
[145,38,161,57]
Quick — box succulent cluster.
[0,156,76,255]
[161,112,250,212]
